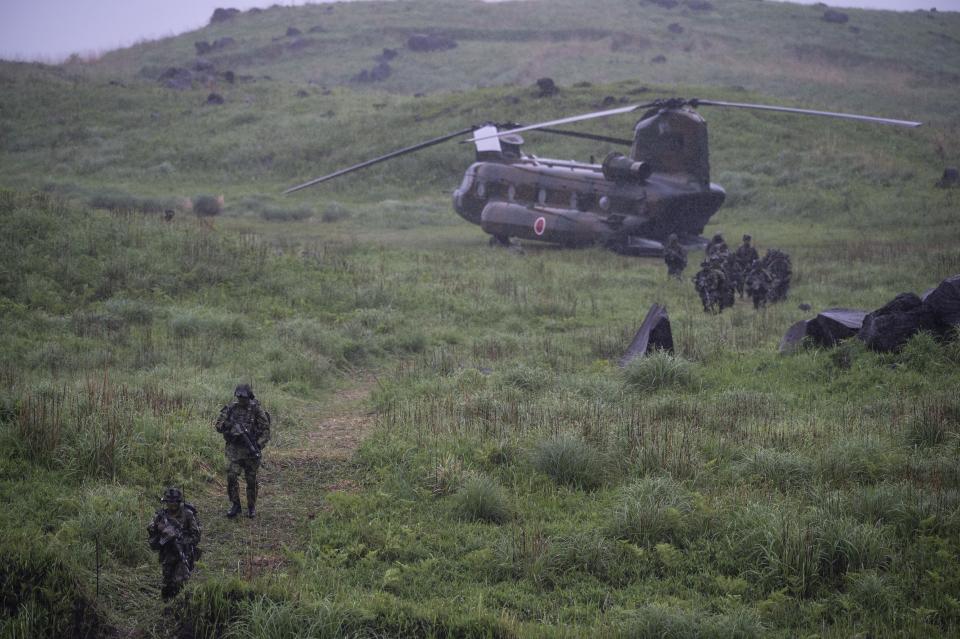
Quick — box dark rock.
[536,77,558,97]
[296,89,309,98]
[822,10,850,24]
[651,55,667,63]
[286,38,313,52]
[377,48,398,62]
[649,0,679,7]
[195,41,212,55]
[619,303,674,366]
[685,0,714,10]
[353,61,391,83]
[308,25,325,33]
[936,166,959,188]
[223,70,235,84]
[213,37,235,50]
[922,274,960,330]
[779,320,809,354]
[206,93,225,105]
[286,27,302,37]
[193,58,215,73]
[407,33,458,52]
[210,8,240,24]
[601,95,617,107]
[848,25,861,34]
[858,292,939,352]
[806,308,866,347]
[668,23,684,34]
[159,67,193,90]
[798,303,812,312]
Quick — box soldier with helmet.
[663,233,687,279]
[147,487,201,600]
[215,383,271,518]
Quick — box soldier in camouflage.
[705,232,729,260]
[694,256,735,314]
[663,233,687,279]
[147,487,201,600]
[215,384,271,518]
[733,234,759,298]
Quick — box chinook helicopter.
[285,97,920,255]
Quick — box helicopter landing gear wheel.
[489,234,510,247]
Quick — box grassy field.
[1,0,960,637]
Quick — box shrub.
[819,438,898,484]
[531,435,605,490]
[193,194,223,217]
[903,398,958,447]
[609,477,704,546]
[617,605,763,639]
[320,201,350,223]
[0,538,105,637]
[260,206,314,222]
[424,454,464,497]
[622,351,695,392]
[500,364,553,393]
[453,476,510,524]
[738,448,813,491]
[104,297,154,325]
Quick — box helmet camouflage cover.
[161,487,183,503]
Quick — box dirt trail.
[132,376,377,634]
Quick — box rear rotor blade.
[693,99,922,128]
[465,102,658,143]
[537,127,634,146]
[284,126,475,194]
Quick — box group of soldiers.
[147,383,271,600]
[664,232,792,313]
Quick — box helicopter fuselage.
[452,157,725,253]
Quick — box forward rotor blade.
[694,99,922,128]
[284,126,476,194]
[465,102,658,143]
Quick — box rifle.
[150,512,192,571]
[222,405,263,460]
[233,422,262,460]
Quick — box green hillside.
[1,0,959,637]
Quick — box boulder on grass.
[619,303,673,366]
[858,292,939,352]
[922,274,960,331]
[806,308,866,347]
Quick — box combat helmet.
[161,487,183,503]
[743,234,752,242]
[234,383,255,400]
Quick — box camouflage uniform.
[762,249,792,304]
[705,233,729,260]
[745,261,772,309]
[215,384,271,518]
[733,235,759,298]
[694,256,734,313]
[663,234,687,279]
[147,487,201,601]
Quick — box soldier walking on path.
[215,383,271,518]
[663,233,687,279]
[147,487,201,601]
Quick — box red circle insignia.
[533,216,546,236]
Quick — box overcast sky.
[0,0,957,62]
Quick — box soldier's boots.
[226,501,242,518]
